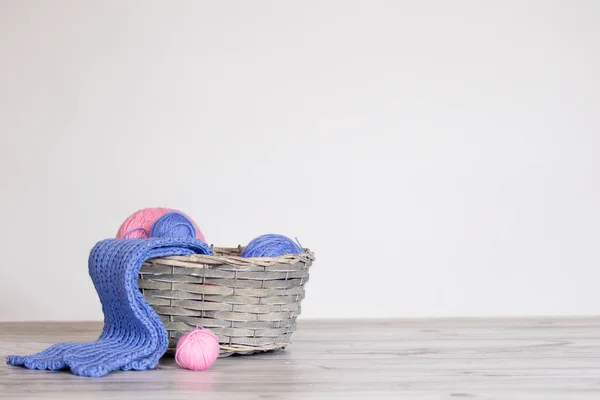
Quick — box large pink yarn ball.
[116,207,206,242]
[175,327,220,371]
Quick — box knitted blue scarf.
[6,237,213,377]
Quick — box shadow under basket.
[138,247,315,357]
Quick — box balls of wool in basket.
[116,207,206,242]
[175,327,220,371]
[149,211,197,239]
[241,234,303,257]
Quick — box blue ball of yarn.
[241,234,304,258]
[149,211,197,239]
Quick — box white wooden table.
[1,318,599,399]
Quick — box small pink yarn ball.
[116,207,206,242]
[175,327,220,371]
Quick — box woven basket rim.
[149,247,315,268]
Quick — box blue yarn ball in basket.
[241,234,304,257]
[149,211,197,239]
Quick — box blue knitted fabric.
[6,237,212,377]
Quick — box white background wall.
[1,1,599,321]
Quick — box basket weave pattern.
[138,247,314,356]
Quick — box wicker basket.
[138,247,314,357]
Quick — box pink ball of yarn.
[116,207,206,242]
[175,327,220,371]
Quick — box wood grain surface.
[1,318,599,399]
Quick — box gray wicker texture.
[138,247,314,357]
